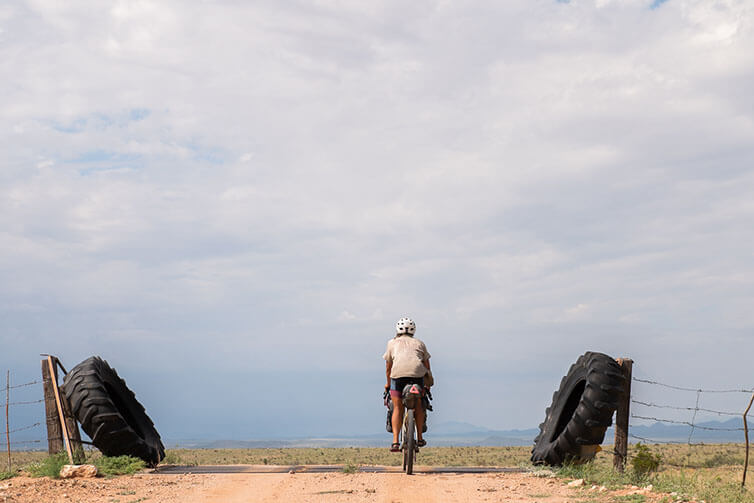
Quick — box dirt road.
[0,469,664,503]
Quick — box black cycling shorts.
[390,377,424,397]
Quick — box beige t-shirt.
[383,335,431,378]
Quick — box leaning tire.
[531,352,625,466]
[61,357,165,466]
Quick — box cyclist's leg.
[415,401,425,443]
[391,395,404,445]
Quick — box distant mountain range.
[165,417,749,449]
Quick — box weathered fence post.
[42,356,83,463]
[613,358,633,472]
[42,359,63,455]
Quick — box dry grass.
[9,443,754,502]
[159,443,750,469]
[11,443,750,470]
[158,446,530,467]
[553,444,753,503]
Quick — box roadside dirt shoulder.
[0,469,669,503]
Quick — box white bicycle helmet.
[396,317,416,336]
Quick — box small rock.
[643,484,653,491]
[59,464,98,479]
[288,470,295,474]
[590,485,598,491]
[671,492,678,496]
[567,479,584,487]
[598,486,607,492]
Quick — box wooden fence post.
[613,358,633,472]
[42,359,63,455]
[42,357,83,463]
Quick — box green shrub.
[161,451,183,465]
[27,452,69,478]
[0,470,15,480]
[556,460,631,489]
[702,452,740,468]
[93,455,145,476]
[631,443,661,478]
[613,495,646,502]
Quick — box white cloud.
[1,0,753,433]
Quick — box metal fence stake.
[743,392,754,488]
[5,371,10,472]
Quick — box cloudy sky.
[2,0,753,442]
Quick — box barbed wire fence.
[2,372,46,472]
[625,365,754,486]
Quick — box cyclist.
[383,317,431,452]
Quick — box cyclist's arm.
[423,359,430,371]
[385,361,392,388]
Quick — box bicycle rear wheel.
[404,409,415,475]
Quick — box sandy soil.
[0,469,668,503]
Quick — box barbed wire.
[629,372,752,446]
[7,399,44,407]
[631,399,742,417]
[628,433,696,445]
[47,436,95,446]
[0,380,43,394]
[8,440,42,446]
[0,422,41,438]
[631,414,745,431]
[633,377,754,394]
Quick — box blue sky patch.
[71,149,118,163]
[50,108,151,134]
[52,117,88,134]
[187,142,226,164]
[129,108,150,121]
[67,150,143,176]
[651,0,669,9]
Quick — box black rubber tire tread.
[405,410,415,475]
[531,352,625,466]
[61,356,165,466]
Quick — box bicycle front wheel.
[404,409,415,475]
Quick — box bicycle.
[384,384,432,475]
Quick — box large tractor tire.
[531,352,625,466]
[62,357,165,466]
